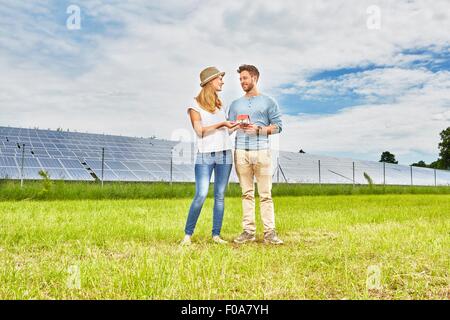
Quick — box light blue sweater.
[227,94,283,150]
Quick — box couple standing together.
[182,65,283,246]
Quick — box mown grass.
[0,194,448,299]
[0,179,450,201]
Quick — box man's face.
[239,70,257,92]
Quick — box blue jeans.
[184,150,233,237]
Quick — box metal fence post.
[170,147,173,186]
[276,157,279,183]
[410,165,413,186]
[101,147,105,188]
[20,143,25,188]
[352,162,355,187]
[383,162,386,186]
[318,160,321,185]
[434,169,437,187]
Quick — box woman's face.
[210,75,224,92]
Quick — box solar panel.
[85,160,109,170]
[135,154,149,160]
[45,168,71,180]
[15,157,41,168]
[0,156,17,167]
[73,151,87,158]
[22,168,43,179]
[113,153,128,160]
[0,167,20,179]
[59,159,84,169]
[105,161,128,170]
[122,161,146,171]
[31,142,44,148]
[66,169,94,181]
[437,169,450,185]
[154,163,168,171]
[38,158,63,168]
[47,149,63,157]
[152,171,170,181]
[96,170,119,181]
[131,170,157,181]
[111,170,139,181]
[54,143,68,149]
[141,162,164,171]
[60,150,77,157]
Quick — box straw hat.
[200,66,225,87]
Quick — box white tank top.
[187,100,233,153]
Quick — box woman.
[181,67,239,245]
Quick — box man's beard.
[242,82,254,92]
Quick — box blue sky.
[0,0,449,165]
[279,48,450,116]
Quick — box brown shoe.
[263,230,284,245]
[234,231,256,244]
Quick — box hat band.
[201,72,224,86]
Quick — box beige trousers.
[234,149,275,234]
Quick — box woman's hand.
[223,121,240,129]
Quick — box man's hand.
[241,123,259,136]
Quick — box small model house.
[237,114,250,125]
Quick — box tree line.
[380,127,450,170]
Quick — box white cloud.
[280,69,450,163]
[282,67,445,102]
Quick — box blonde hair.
[195,82,222,113]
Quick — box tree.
[428,159,443,169]
[438,127,450,169]
[411,160,428,168]
[379,151,398,164]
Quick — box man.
[227,64,284,245]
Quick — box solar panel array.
[1,126,449,185]
[0,126,188,182]
[276,151,450,186]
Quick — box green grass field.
[0,182,448,299]
[1,180,450,200]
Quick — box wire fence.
[271,153,450,186]
[1,137,449,187]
